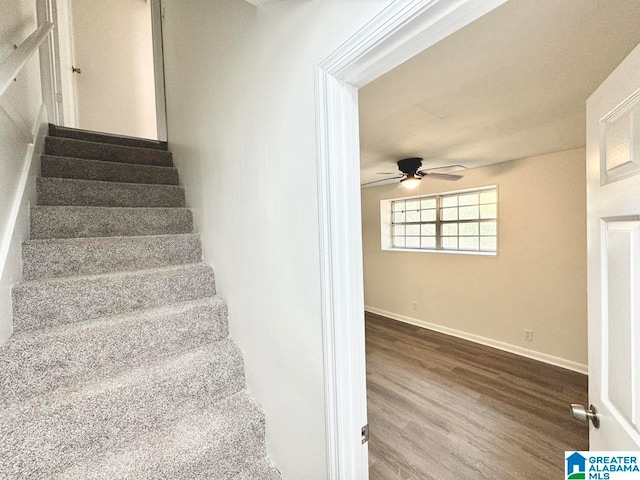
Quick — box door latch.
[570,404,600,428]
[361,424,369,444]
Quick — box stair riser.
[45,136,173,167]
[23,234,202,280]
[41,156,179,185]
[30,207,193,239]
[49,125,168,151]
[12,265,215,331]
[37,177,186,208]
[0,299,229,408]
[0,347,251,478]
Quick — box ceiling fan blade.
[422,172,463,181]
[420,164,467,174]
[376,172,397,175]
[361,175,403,186]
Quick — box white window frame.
[381,185,499,256]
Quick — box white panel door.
[587,42,640,450]
[70,0,157,139]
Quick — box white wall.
[0,1,48,345]
[69,0,157,139]
[161,0,389,477]
[361,149,588,371]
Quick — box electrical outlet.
[412,301,420,311]
[523,329,534,342]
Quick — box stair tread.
[37,175,184,189]
[17,261,209,286]
[49,124,168,150]
[41,154,177,171]
[41,155,179,185]
[45,136,173,167]
[48,136,169,155]
[32,204,190,211]
[37,176,186,207]
[23,233,202,280]
[12,263,216,331]
[32,204,190,210]
[6,295,224,338]
[5,338,242,410]
[24,232,200,246]
[37,173,184,190]
[0,297,228,407]
[30,205,194,239]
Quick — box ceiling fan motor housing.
[397,157,423,175]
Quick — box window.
[383,186,497,254]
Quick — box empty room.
[358,0,640,478]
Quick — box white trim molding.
[0,103,48,346]
[365,306,588,375]
[315,0,508,478]
[0,103,46,277]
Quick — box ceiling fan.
[362,157,464,188]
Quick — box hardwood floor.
[366,312,589,480]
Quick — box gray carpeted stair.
[23,233,201,280]
[0,126,280,479]
[31,205,193,239]
[52,392,268,480]
[42,155,179,184]
[0,297,228,407]
[13,263,216,331]
[45,136,174,166]
[37,177,186,207]
[49,124,168,150]
[1,344,248,478]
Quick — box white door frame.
[150,0,167,142]
[53,0,78,128]
[315,0,509,478]
[36,0,64,125]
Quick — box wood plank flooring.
[366,312,589,480]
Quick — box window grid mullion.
[389,187,497,253]
[435,194,442,250]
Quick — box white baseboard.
[364,305,588,375]
[0,103,47,346]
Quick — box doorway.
[47,0,166,140]
[357,1,640,475]
[315,0,640,478]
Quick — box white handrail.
[0,22,54,99]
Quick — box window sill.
[382,247,497,257]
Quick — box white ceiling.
[359,0,640,186]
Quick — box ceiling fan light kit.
[400,173,421,189]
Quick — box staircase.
[0,126,281,479]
